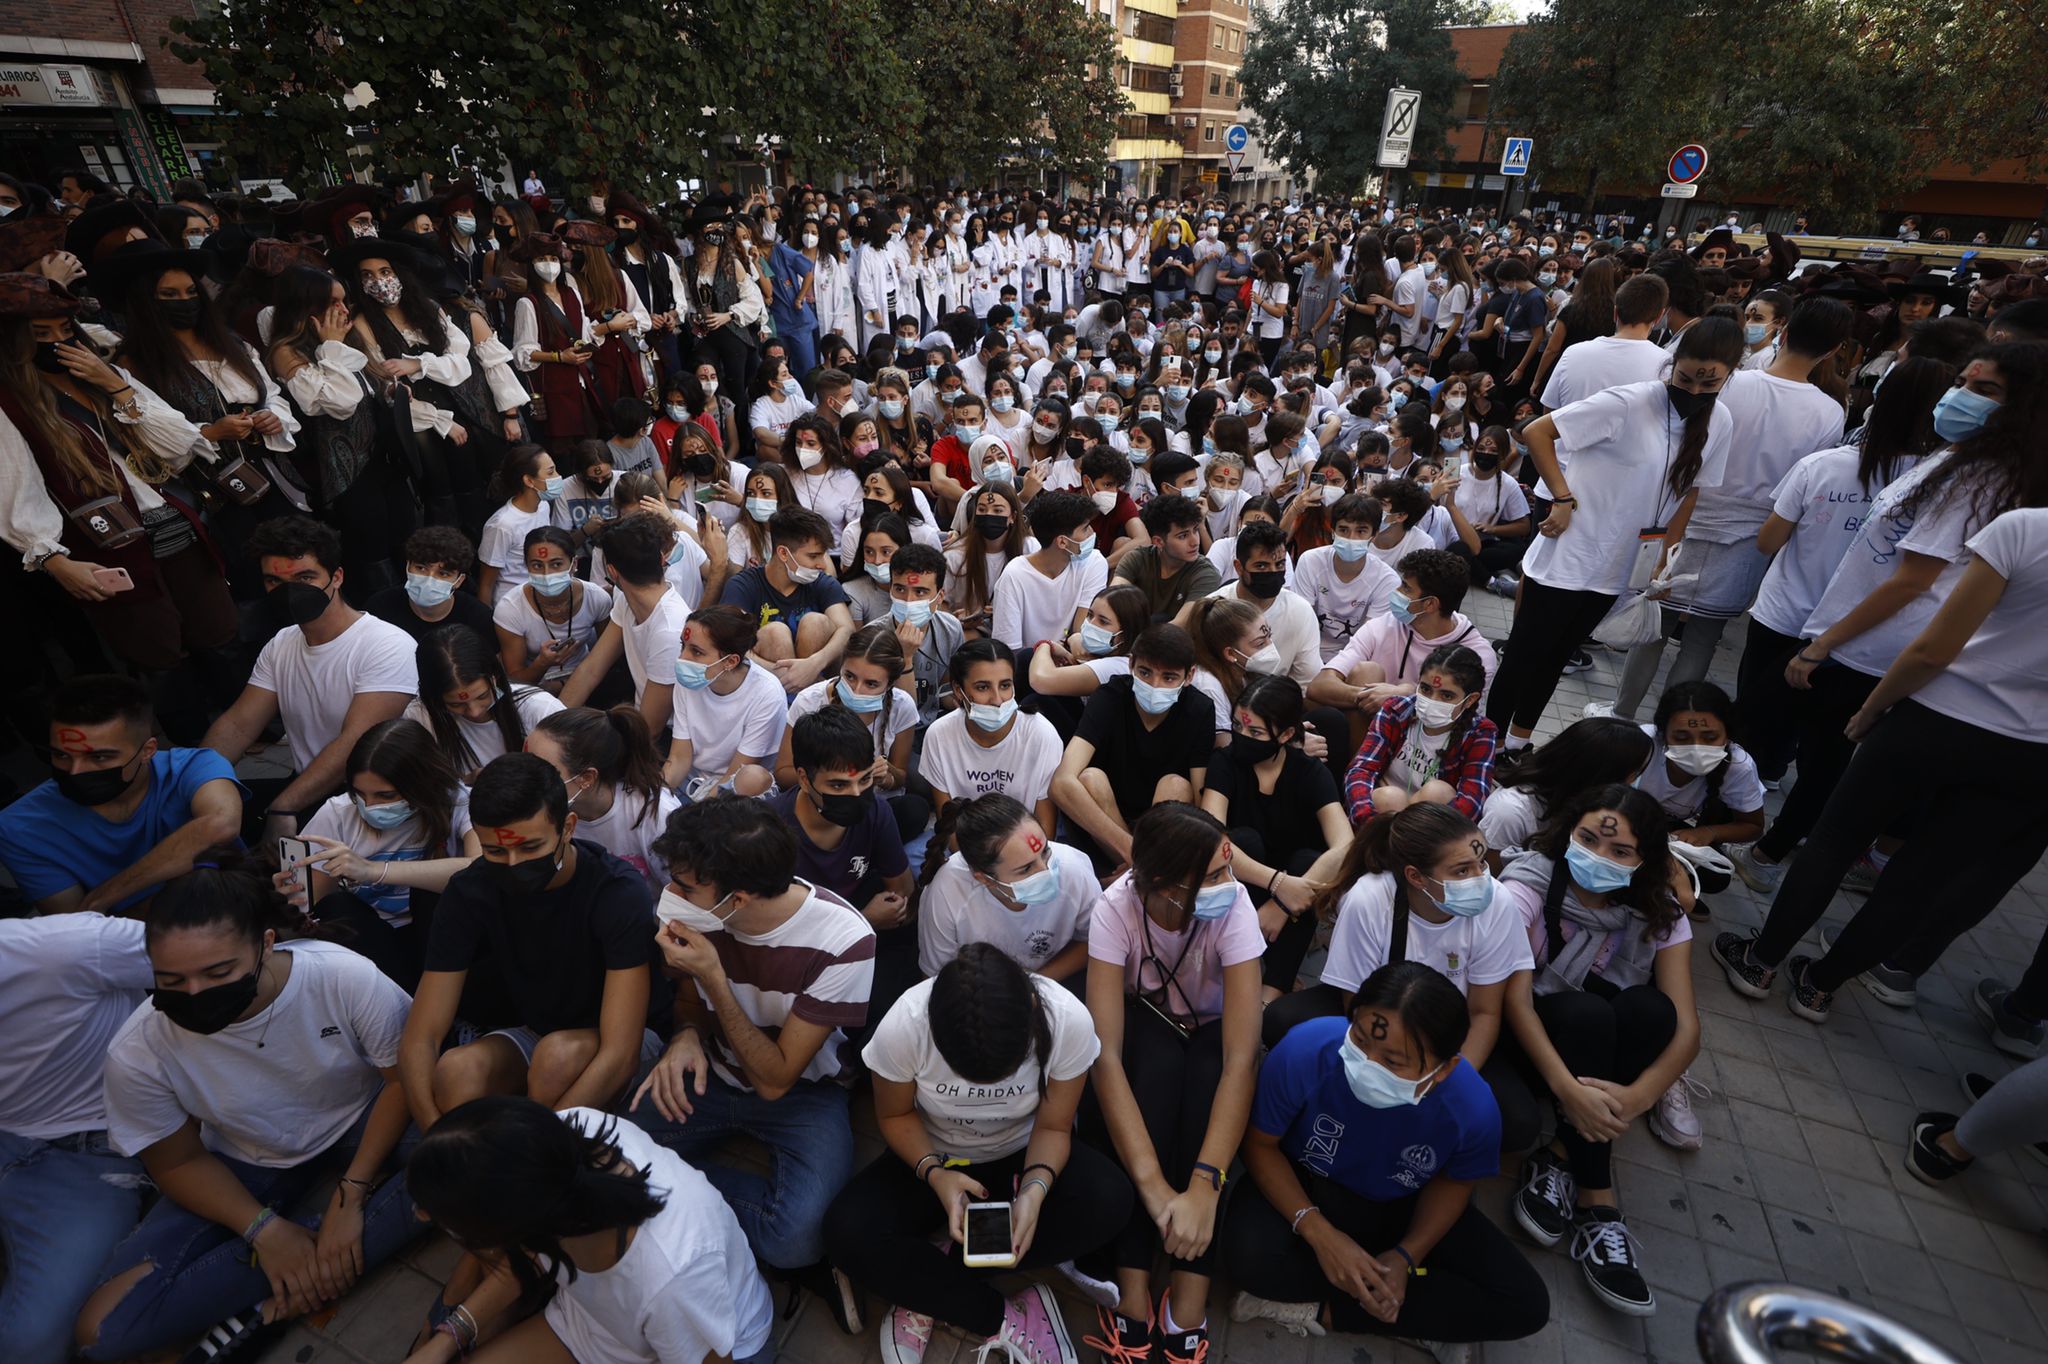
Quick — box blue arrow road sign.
[1225,124,1249,154]
[1501,138,1532,176]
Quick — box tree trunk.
[1581,166,1601,219]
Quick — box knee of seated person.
[730,764,774,797]
[1414,779,1457,806]
[1372,785,1409,814]
[794,610,837,653]
[755,621,795,659]
[527,1030,599,1102]
[1154,774,1194,805]
[1616,982,1679,1033]
[1078,767,1116,800]
[431,1041,499,1108]
[1345,661,1387,688]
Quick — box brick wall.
[5,0,212,95]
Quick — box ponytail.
[533,705,668,828]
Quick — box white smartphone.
[1441,453,1461,480]
[278,836,314,903]
[962,1201,1018,1269]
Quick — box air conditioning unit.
[1182,115,1197,127]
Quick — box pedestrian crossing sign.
[1501,138,1532,176]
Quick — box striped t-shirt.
[695,879,877,1088]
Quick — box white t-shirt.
[103,940,408,1167]
[1367,525,1436,572]
[301,787,474,927]
[1915,507,2048,742]
[574,785,681,892]
[672,660,789,784]
[1251,281,1291,339]
[249,613,420,775]
[747,391,813,442]
[1477,785,1546,858]
[789,466,863,540]
[918,708,1063,809]
[1321,870,1534,995]
[1390,721,1454,793]
[1635,726,1768,821]
[544,1109,773,1364]
[0,914,152,1139]
[494,581,614,683]
[479,501,562,604]
[1204,582,1324,686]
[1750,447,1908,638]
[1521,381,1732,595]
[403,688,565,779]
[1802,451,1978,676]
[862,975,1099,1161]
[917,844,1098,978]
[1453,471,1531,532]
[1683,370,1846,543]
[1539,335,1669,411]
[787,680,920,767]
[611,587,689,709]
[1392,266,1430,349]
[992,552,1109,651]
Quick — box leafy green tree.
[1239,0,1478,192]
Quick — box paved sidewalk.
[257,597,2048,1364]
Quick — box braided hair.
[1651,678,1739,815]
[929,942,1053,1095]
[1415,642,1487,757]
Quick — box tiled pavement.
[257,592,2048,1364]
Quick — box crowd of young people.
[3,167,2046,1364]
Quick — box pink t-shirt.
[1087,872,1265,1025]
[1324,611,1497,696]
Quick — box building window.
[1204,123,1216,142]
[1465,83,1490,121]
[1225,78,1238,97]
[1209,73,1220,95]
[1214,27,1224,48]
[1230,29,1241,52]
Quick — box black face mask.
[153,968,261,1035]
[1473,452,1500,472]
[685,453,717,478]
[493,223,517,245]
[52,749,144,807]
[1245,569,1287,600]
[1229,731,1281,766]
[861,497,892,523]
[265,579,334,628]
[1666,385,1717,421]
[974,514,1010,542]
[160,298,203,330]
[811,785,871,828]
[33,339,69,373]
[483,844,563,895]
[614,228,640,249]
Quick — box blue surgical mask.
[1166,384,1190,401]
[980,461,1015,486]
[1340,1034,1435,1108]
[991,396,1015,414]
[1432,872,1500,918]
[1068,532,1098,561]
[891,597,934,627]
[999,863,1062,906]
[863,560,892,584]
[836,678,886,714]
[1743,322,1769,346]
[529,569,574,597]
[1333,536,1372,563]
[880,398,906,420]
[353,795,414,830]
[539,475,564,501]
[954,423,983,442]
[1565,841,1638,893]
[405,572,455,608]
[1387,588,1418,624]
[745,496,778,522]
[1932,385,1999,443]
[1131,677,1181,714]
[927,365,941,380]
[667,535,691,566]
[969,698,1019,732]
[1080,620,1118,654]
[674,656,725,690]
[1191,880,1238,920]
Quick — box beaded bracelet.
[242,1206,278,1248]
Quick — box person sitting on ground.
[915,792,1097,982]
[555,512,687,736]
[629,795,875,1283]
[396,753,658,1135]
[1478,717,1655,871]
[366,525,499,647]
[524,705,680,894]
[992,490,1110,655]
[917,639,1063,836]
[1629,679,1764,898]
[774,621,925,842]
[1291,494,1401,663]
[1342,644,1498,823]
[884,542,965,724]
[717,504,857,694]
[1051,623,1215,869]
[75,856,422,1362]
[1113,491,1221,619]
[404,1096,774,1364]
[0,674,241,915]
[1311,549,1498,753]
[406,624,566,781]
[1226,962,1550,1348]
[824,943,1132,1364]
[202,515,418,844]
[659,603,787,801]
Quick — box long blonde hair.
[0,319,122,497]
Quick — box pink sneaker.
[979,1284,1078,1364]
[880,1305,936,1364]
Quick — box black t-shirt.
[366,586,500,649]
[424,839,657,1035]
[1202,744,1339,865]
[1075,676,1216,818]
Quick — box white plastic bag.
[1593,546,1696,650]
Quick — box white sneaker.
[1648,1070,1708,1150]
[1732,844,1785,894]
[1231,1291,1327,1338]
[1581,701,1617,719]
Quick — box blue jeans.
[81,1100,423,1360]
[0,1130,146,1364]
[1152,287,1188,311]
[629,1065,852,1269]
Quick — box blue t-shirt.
[0,748,244,909]
[765,788,907,907]
[719,563,850,631]
[1252,1016,1501,1200]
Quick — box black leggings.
[1231,827,1326,993]
[1083,1003,1228,1276]
[1530,980,1676,1191]
[1484,578,1616,733]
[1224,1166,1548,1341]
[311,889,427,992]
[1733,617,1805,782]
[1454,535,1529,587]
[823,1143,1134,1337]
[1753,700,2048,992]
[1755,662,1879,862]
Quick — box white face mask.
[533,260,562,282]
[656,885,737,935]
[1414,694,1463,729]
[1091,489,1118,514]
[1666,743,1728,776]
[779,550,822,585]
[795,444,824,471]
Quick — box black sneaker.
[1513,1147,1576,1247]
[1712,931,1776,999]
[1157,1297,1210,1364]
[1905,1111,1973,1185]
[1570,1206,1655,1316]
[1815,928,1918,1007]
[1561,647,1594,675]
[1786,955,1834,1023]
[1963,1072,2048,1166]
[1972,980,2045,1059]
[1081,1303,1154,1364]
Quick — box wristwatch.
[1191,1161,1227,1191]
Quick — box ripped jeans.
[0,1129,147,1364]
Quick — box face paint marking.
[1369,1013,1390,1040]
[56,726,94,755]
[1598,815,1619,837]
[1024,831,1046,854]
